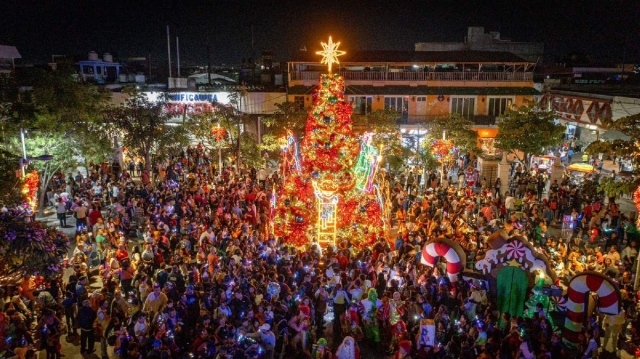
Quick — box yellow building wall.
[288,94,535,117]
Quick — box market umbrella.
[600,130,630,141]
[566,163,597,173]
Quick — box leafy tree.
[205,89,258,171]
[0,149,21,205]
[0,208,70,282]
[0,67,110,212]
[260,101,307,162]
[419,113,479,180]
[585,113,640,169]
[22,133,78,214]
[496,102,565,171]
[352,108,410,171]
[103,88,190,172]
[426,113,480,156]
[597,176,639,202]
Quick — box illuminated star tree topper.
[316,36,346,73]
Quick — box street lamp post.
[20,127,27,177]
[441,130,447,185]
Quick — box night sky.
[1,0,639,66]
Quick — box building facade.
[539,85,640,145]
[287,49,538,156]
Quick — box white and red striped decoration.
[421,239,464,282]
[563,271,621,344]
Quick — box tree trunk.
[38,172,53,217]
[144,150,151,172]
[236,123,241,174]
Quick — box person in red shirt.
[337,251,349,272]
[115,244,129,262]
[88,205,102,228]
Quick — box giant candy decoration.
[475,231,557,283]
[562,271,621,344]
[420,237,466,282]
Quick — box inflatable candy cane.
[420,238,467,282]
[563,271,621,344]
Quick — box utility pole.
[166,26,172,78]
[207,46,212,85]
[176,36,181,78]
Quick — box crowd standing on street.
[0,144,638,359]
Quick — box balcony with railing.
[290,71,533,83]
[395,115,499,126]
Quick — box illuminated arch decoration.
[475,231,557,283]
[354,133,380,193]
[563,271,621,344]
[278,130,301,181]
[420,237,467,282]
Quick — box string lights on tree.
[273,37,384,248]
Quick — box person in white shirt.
[199,227,215,249]
[348,279,364,302]
[133,315,148,338]
[247,324,275,359]
[602,309,625,352]
[110,185,119,204]
[505,194,515,218]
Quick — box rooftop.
[288,50,530,64]
[0,45,21,59]
[549,84,640,99]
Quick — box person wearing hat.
[289,305,311,352]
[311,338,332,359]
[359,288,382,345]
[393,339,412,359]
[247,323,276,359]
[77,299,97,354]
[335,336,359,359]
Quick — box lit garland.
[22,171,39,212]
[634,186,640,227]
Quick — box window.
[487,97,513,117]
[384,96,409,119]
[351,96,372,115]
[417,96,426,102]
[451,97,476,118]
[293,96,304,110]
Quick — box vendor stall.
[565,163,597,185]
[530,155,555,174]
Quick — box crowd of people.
[0,144,638,359]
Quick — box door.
[497,266,529,320]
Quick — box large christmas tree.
[273,38,384,248]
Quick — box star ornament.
[316,36,346,73]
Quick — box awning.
[600,130,630,141]
[567,163,597,173]
[0,45,21,59]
